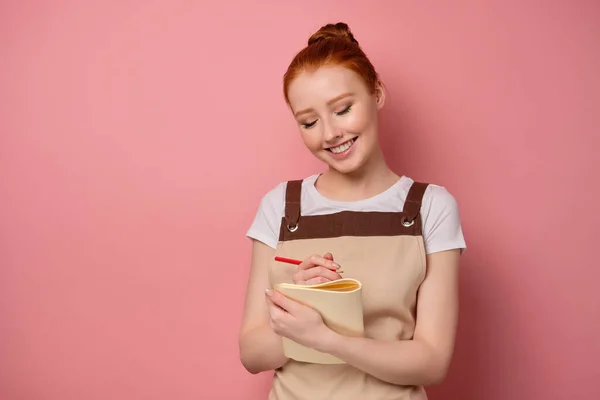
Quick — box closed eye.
[335,105,352,116]
[302,120,317,129]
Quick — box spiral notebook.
[274,278,364,364]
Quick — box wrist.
[314,327,344,354]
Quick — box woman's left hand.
[265,288,334,352]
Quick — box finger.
[321,253,344,274]
[301,266,342,282]
[303,277,330,285]
[303,273,343,285]
[298,254,341,272]
[265,296,288,334]
[266,296,287,319]
[265,289,300,314]
[265,294,283,312]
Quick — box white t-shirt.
[247,174,466,255]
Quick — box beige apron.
[268,179,430,400]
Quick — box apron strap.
[402,181,429,224]
[284,180,302,230]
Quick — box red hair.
[283,22,379,104]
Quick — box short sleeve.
[420,185,467,255]
[246,182,286,249]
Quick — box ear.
[374,80,386,110]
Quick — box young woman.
[239,22,466,400]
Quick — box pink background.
[1,1,598,399]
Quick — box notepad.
[274,278,364,364]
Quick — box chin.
[331,161,364,175]
[320,154,366,175]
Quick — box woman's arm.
[317,249,461,386]
[238,240,288,374]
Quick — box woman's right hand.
[293,253,343,285]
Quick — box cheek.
[340,108,373,133]
[299,130,322,151]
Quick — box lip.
[326,136,358,160]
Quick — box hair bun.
[308,22,359,46]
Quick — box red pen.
[274,256,302,265]
[274,256,343,273]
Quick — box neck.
[318,146,399,201]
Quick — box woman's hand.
[265,288,335,352]
[293,253,343,285]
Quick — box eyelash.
[301,105,353,129]
[336,105,352,116]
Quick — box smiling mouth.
[327,137,358,154]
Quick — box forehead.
[287,66,367,110]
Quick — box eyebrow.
[294,92,354,117]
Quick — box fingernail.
[332,262,341,269]
[338,269,344,273]
[265,288,272,296]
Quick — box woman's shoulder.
[258,174,319,204]
[252,175,316,219]
[401,177,465,254]
[247,175,319,249]
[401,176,459,209]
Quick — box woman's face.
[286,66,385,175]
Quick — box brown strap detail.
[284,180,302,228]
[402,181,429,222]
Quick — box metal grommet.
[287,224,298,232]
[401,218,415,227]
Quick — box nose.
[322,118,342,143]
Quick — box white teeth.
[330,138,355,154]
